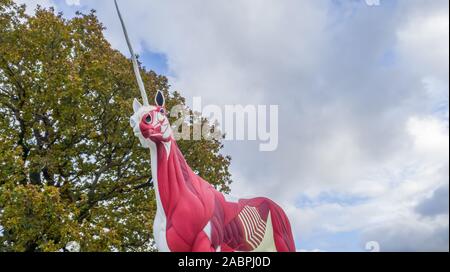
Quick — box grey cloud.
[362,220,449,252]
[416,183,450,218]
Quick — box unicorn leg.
[268,203,296,252]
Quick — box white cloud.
[65,0,80,6]
[397,3,449,81]
[408,116,449,159]
[297,248,326,252]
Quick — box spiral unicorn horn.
[114,0,149,106]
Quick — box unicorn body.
[130,95,295,252]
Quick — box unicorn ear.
[155,90,165,107]
[133,98,142,113]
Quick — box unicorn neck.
[149,139,193,215]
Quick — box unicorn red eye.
[145,114,152,124]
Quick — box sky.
[16,0,449,252]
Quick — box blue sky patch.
[140,49,170,76]
[296,192,369,208]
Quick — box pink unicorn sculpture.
[116,0,295,252]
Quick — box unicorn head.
[114,1,172,147]
[130,91,173,147]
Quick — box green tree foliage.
[0,0,231,252]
